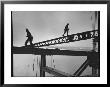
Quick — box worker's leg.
[30,37,33,46]
[67,31,68,36]
[67,30,68,36]
[63,30,66,36]
[66,28,69,36]
[25,39,29,46]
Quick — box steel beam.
[73,59,89,76]
[12,47,97,56]
[33,30,98,47]
[40,55,46,77]
[42,66,74,77]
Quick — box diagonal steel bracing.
[73,59,89,76]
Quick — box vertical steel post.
[11,11,13,77]
[98,11,100,76]
[92,11,97,51]
[92,11,98,76]
[40,55,46,77]
[92,67,97,76]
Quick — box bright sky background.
[13,11,97,50]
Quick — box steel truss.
[33,30,98,47]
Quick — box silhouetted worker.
[25,28,33,46]
[62,23,69,36]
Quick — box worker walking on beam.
[62,23,69,36]
[25,28,33,46]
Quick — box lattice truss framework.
[33,30,98,47]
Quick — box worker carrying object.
[62,23,69,36]
[25,28,33,46]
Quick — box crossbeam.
[12,47,97,56]
[33,30,98,47]
[42,66,74,77]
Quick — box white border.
[4,4,107,84]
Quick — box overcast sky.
[12,11,97,49]
[12,11,98,77]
